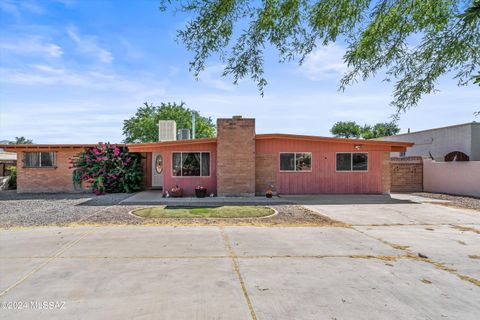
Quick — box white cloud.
[0,0,19,15]
[32,64,65,74]
[1,74,478,143]
[67,26,113,63]
[0,36,63,57]
[168,66,179,76]
[0,0,46,16]
[198,65,234,91]
[0,65,166,100]
[299,44,348,80]
[120,38,144,60]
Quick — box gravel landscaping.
[0,191,342,228]
[0,191,132,228]
[412,192,480,211]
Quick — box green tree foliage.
[10,136,33,144]
[362,122,401,139]
[160,0,480,115]
[7,166,16,189]
[330,121,362,138]
[123,102,216,143]
[71,143,143,195]
[331,121,400,139]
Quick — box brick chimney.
[216,116,256,196]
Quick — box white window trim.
[335,152,369,172]
[279,152,313,172]
[23,152,57,168]
[171,151,211,178]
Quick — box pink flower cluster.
[70,142,137,195]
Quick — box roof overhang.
[127,138,217,152]
[255,134,413,152]
[0,134,413,153]
[0,144,102,152]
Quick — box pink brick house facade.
[1,116,412,195]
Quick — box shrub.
[7,165,16,189]
[71,143,143,195]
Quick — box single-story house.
[0,116,413,195]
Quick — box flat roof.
[127,138,217,152]
[0,144,104,151]
[256,133,413,147]
[0,134,414,153]
[377,122,478,138]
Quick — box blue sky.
[0,0,478,143]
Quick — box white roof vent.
[158,120,177,141]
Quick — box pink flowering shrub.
[71,143,143,195]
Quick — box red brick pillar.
[216,116,256,196]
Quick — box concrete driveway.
[1,195,479,319]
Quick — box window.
[172,152,210,177]
[352,153,368,171]
[24,152,56,168]
[336,153,368,171]
[280,153,312,171]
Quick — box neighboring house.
[378,122,480,161]
[0,116,412,195]
[0,148,17,176]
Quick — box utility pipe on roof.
[192,113,196,140]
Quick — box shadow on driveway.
[281,194,416,205]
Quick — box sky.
[0,0,478,144]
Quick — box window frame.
[335,152,369,172]
[23,151,57,168]
[171,151,211,178]
[279,152,313,172]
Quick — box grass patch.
[132,206,275,219]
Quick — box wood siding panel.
[147,142,217,196]
[256,139,388,194]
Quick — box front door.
[152,153,164,189]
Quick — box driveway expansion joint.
[0,228,95,298]
[219,227,258,320]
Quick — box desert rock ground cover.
[0,191,341,228]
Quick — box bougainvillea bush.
[71,143,143,195]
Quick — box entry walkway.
[120,190,292,206]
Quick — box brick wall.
[255,153,276,195]
[217,116,256,196]
[17,149,84,193]
[390,156,423,192]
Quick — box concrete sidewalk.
[1,225,479,320]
